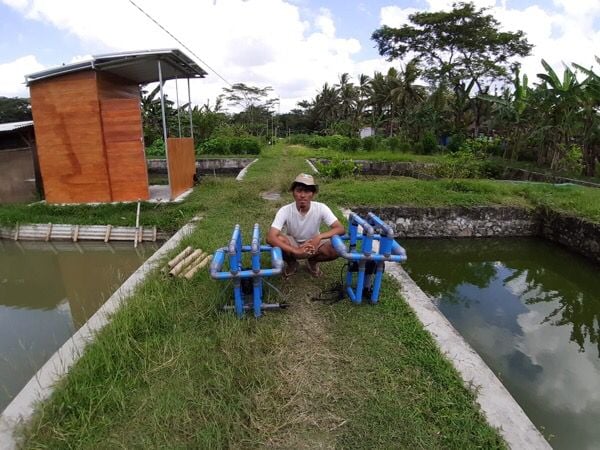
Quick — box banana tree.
[536,59,581,170]
[573,57,600,176]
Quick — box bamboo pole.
[167,246,194,268]
[45,223,53,242]
[169,249,204,277]
[73,225,80,242]
[134,201,141,248]
[183,255,212,280]
[104,225,112,242]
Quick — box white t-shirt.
[271,201,338,243]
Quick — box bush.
[341,137,362,152]
[287,134,311,145]
[460,136,502,157]
[326,135,349,151]
[230,137,261,155]
[421,132,438,154]
[446,133,466,153]
[197,136,261,155]
[307,135,328,149]
[199,137,230,154]
[315,158,358,179]
[145,139,165,158]
[435,150,486,178]
[361,136,378,152]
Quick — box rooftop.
[25,49,208,86]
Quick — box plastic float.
[331,212,407,304]
[210,223,285,317]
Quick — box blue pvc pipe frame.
[331,212,407,304]
[210,223,283,318]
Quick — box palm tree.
[313,82,340,132]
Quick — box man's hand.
[298,241,316,257]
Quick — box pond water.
[0,240,158,412]
[402,237,600,449]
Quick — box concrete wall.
[147,158,255,176]
[352,206,600,264]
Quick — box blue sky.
[0,0,598,111]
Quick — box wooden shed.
[26,49,207,204]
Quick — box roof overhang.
[25,49,208,86]
[0,120,34,134]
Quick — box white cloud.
[0,0,369,111]
[0,55,44,97]
[1,0,599,109]
[379,1,600,85]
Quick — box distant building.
[0,120,40,203]
[360,127,374,138]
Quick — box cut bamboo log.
[169,249,204,277]
[45,223,53,242]
[167,246,193,268]
[183,255,212,280]
[104,225,112,242]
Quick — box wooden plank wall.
[167,137,195,199]
[98,73,149,201]
[30,71,112,203]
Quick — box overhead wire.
[127,0,233,87]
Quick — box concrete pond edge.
[386,263,551,449]
[0,216,203,450]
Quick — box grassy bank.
[19,145,505,448]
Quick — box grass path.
[20,145,504,448]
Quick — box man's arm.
[267,227,307,257]
[305,220,345,250]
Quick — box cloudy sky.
[1,0,599,112]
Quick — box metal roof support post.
[187,78,193,140]
[158,59,172,190]
[175,76,182,137]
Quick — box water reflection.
[0,241,157,412]
[403,237,600,450]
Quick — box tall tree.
[0,97,32,123]
[372,1,532,134]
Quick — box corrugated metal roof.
[0,120,34,133]
[25,48,208,85]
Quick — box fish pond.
[0,240,158,412]
[403,237,600,450]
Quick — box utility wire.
[127,0,232,87]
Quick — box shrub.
[307,135,328,149]
[421,132,438,154]
[315,158,358,179]
[230,137,261,155]
[434,150,486,178]
[447,133,466,153]
[326,134,349,151]
[199,137,230,155]
[287,134,311,145]
[145,139,165,158]
[361,136,377,152]
[460,136,502,157]
[382,136,401,152]
[198,136,261,155]
[341,137,362,152]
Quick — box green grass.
[18,145,506,448]
[276,144,440,162]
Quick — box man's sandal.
[283,261,299,279]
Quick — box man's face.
[292,185,315,210]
